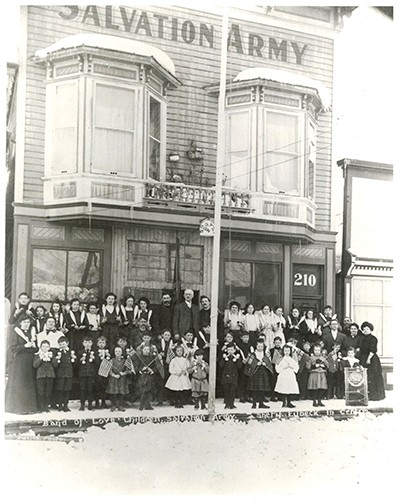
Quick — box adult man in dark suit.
[322,318,347,354]
[173,289,200,338]
[154,292,174,335]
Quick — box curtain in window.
[263,112,299,194]
[93,85,135,173]
[52,83,78,174]
[226,110,251,190]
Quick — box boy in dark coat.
[237,331,252,403]
[269,336,284,402]
[132,346,164,411]
[219,344,242,409]
[33,339,57,412]
[53,336,76,412]
[77,337,97,411]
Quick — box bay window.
[223,71,325,201]
[36,34,180,186]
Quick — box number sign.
[292,264,322,296]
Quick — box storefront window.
[128,242,168,281]
[32,248,101,303]
[169,245,203,284]
[224,261,281,309]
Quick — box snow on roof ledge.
[35,33,176,77]
[234,67,331,109]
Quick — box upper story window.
[35,34,180,182]
[218,67,330,200]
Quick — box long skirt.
[249,366,270,392]
[307,371,328,390]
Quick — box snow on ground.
[3,412,396,498]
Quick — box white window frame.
[88,79,140,177]
[44,79,80,176]
[44,61,168,182]
[225,98,308,196]
[145,90,167,182]
[260,107,304,196]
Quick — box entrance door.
[224,260,281,309]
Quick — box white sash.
[15,326,34,344]
[133,306,152,322]
[69,310,86,326]
[102,304,120,319]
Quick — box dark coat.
[77,349,97,377]
[154,304,173,334]
[219,355,242,386]
[322,330,347,354]
[54,349,75,378]
[5,326,37,414]
[33,354,57,379]
[173,301,200,337]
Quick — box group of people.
[5,291,385,415]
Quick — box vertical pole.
[208,5,229,420]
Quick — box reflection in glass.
[32,249,67,301]
[67,251,101,302]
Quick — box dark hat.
[360,321,374,331]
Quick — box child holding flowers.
[54,336,76,412]
[77,337,96,411]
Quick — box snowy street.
[3,410,395,497]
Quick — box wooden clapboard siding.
[111,226,213,299]
[23,4,335,230]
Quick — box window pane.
[253,263,281,309]
[353,279,383,304]
[264,111,299,194]
[226,111,250,190]
[128,240,167,281]
[224,262,251,306]
[264,153,299,193]
[67,251,101,302]
[93,129,133,173]
[149,137,160,180]
[32,249,66,301]
[52,84,77,174]
[149,97,161,140]
[149,243,167,256]
[96,85,135,130]
[93,85,135,173]
[266,112,298,153]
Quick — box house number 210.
[294,273,317,287]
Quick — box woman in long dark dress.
[359,321,385,401]
[100,292,122,351]
[5,315,38,414]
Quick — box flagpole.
[208,4,229,420]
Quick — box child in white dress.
[275,344,300,408]
[165,345,191,408]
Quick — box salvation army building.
[9,5,353,313]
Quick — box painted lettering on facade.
[58,6,308,65]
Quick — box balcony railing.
[143,181,251,214]
[42,174,316,227]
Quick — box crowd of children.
[5,292,386,415]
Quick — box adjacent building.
[9,5,353,313]
[337,158,393,388]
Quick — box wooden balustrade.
[144,182,250,211]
